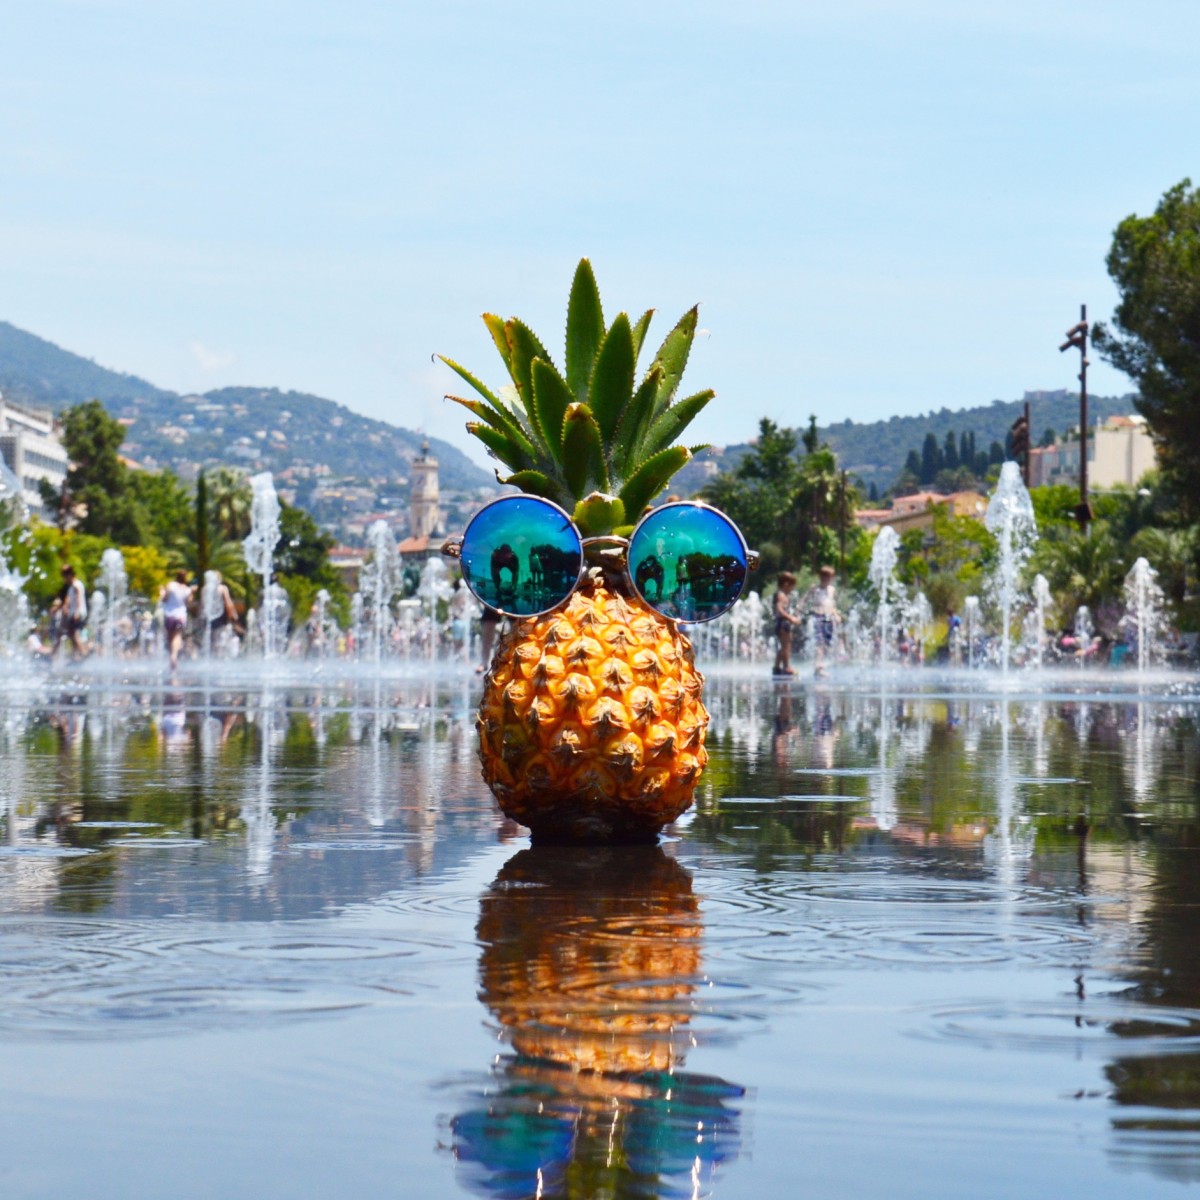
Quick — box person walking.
[772,572,802,676]
[160,570,195,672]
[53,564,88,660]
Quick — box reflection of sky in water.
[629,505,746,620]
[460,498,581,614]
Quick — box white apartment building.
[1028,414,1157,491]
[0,393,69,514]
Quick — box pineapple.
[440,259,715,843]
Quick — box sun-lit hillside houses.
[1029,414,1157,490]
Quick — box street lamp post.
[1059,305,1091,534]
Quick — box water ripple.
[0,919,457,1040]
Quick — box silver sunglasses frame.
[442,494,759,622]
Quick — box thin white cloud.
[189,340,235,371]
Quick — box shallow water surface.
[0,672,1198,1197]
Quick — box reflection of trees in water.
[698,684,1200,1185]
[451,846,743,1199]
[1,684,494,920]
[1104,803,1200,1184]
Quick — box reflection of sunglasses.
[442,496,759,622]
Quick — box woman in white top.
[160,570,195,671]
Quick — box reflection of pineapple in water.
[451,847,743,1198]
[441,261,713,842]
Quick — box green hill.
[0,321,492,493]
[694,389,1137,497]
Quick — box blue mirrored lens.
[459,497,583,617]
[628,504,748,622]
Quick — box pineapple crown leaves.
[439,259,713,533]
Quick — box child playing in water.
[773,572,802,676]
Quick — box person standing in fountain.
[160,570,195,673]
[772,572,802,676]
[52,564,89,660]
[802,565,841,679]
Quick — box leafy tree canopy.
[1093,178,1200,518]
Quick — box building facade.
[1028,415,1157,490]
[0,394,69,514]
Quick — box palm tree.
[1131,525,1198,606]
[207,466,252,542]
[1029,521,1126,627]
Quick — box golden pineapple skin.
[477,578,708,842]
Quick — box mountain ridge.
[0,320,493,494]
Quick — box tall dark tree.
[943,430,959,471]
[920,433,942,485]
[802,414,820,455]
[904,449,922,479]
[195,470,211,581]
[1093,178,1200,517]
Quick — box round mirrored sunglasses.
[443,495,757,623]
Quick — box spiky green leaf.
[466,422,532,472]
[499,469,558,499]
[436,355,502,408]
[482,313,512,374]
[531,358,574,456]
[641,389,715,459]
[618,446,692,518]
[649,305,699,418]
[445,393,537,460]
[561,403,609,498]
[506,319,556,448]
[630,308,654,364]
[610,366,663,479]
[588,313,635,444]
[565,259,604,402]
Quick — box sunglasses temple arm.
[441,536,463,559]
[747,550,760,570]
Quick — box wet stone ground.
[0,669,1198,1198]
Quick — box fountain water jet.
[984,462,1037,673]
[1029,573,1051,669]
[242,473,283,659]
[963,596,981,668]
[96,548,128,659]
[1123,556,1165,672]
[869,526,900,664]
[360,520,402,664]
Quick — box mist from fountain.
[984,462,1038,674]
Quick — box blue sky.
[4,1,1197,468]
